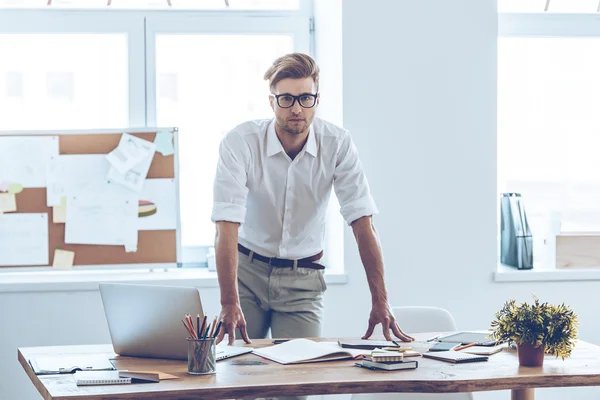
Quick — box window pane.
[156,35,293,246]
[498,0,547,12]
[499,0,600,12]
[0,0,299,8]
[0,34,128,129]
[547,0,599,12]
[498,38,600,260]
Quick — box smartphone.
[428,342,460,352]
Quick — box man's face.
[270,77,319,136]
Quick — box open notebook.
[253,339,363,365]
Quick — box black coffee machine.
[500,193,533,269]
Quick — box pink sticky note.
[0,181,8,192]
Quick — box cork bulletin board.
[0,129,180,269]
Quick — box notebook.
[371,350,404,362]
[253,339,363,364]
[337,339,403,350]
[437,332,497,346]
[422,351,489,363]
[355,360,418,371]
[74,371,132,386]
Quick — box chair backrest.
[393,306,457,334]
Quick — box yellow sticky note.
[53,196,67,223]
[0,193,17,212]
[7,183,23,194]
[52,249,75,270]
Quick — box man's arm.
[351,216,414,342]
[214,221,251,345]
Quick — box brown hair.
[264,53,320,91]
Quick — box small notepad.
[371,350,404,362]
[74,371,131,386]
[423,351,488,363]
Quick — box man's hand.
[216,303,252,346]
[362,303,414,342]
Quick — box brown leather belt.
[237,244,325,270]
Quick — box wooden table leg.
[512,388,534,400]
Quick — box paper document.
[253,339,363,365]
[45,154,110,207]
[0,193,17,212]
[153,130,175,156]
[107,134,156,193]
[0,213,49,266]
[31,354,116,375]
[65,183,138,247]
[106,133,154,174]
[0,136,59,188]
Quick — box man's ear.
[316,93,321,107]
[269,95,275,111]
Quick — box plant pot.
[517,342,545,367]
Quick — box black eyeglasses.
[271,93,318,109]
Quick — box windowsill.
[0,269,349,293]
[494,262,600,283]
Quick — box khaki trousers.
[236,250,327,400]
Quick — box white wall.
[2,1,600,399]
[341,0,600,399]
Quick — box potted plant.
[490,296,579,367]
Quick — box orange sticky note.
[52,249,75,270]
[0,193,17,212]
[53,196,67,223]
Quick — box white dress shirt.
[211,117,378,259]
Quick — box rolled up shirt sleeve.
[333,131,379,225]
[211,131,250,224]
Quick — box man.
[212,53,413,347]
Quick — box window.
[0,0,300,9]
[498,6,600,268]
[499,0,600,13]
[0,33,130,129]
[0,2,332,271]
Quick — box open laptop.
[99,283,253,361]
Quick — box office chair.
[350,306,474,400]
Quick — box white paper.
[0,213,49,266]
[0,136,59,188]
[106,133,154,174]
[107,135,156,193]
[137,179,178,231]
[64,183,138,246]
[45,154,111,207]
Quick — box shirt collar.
[266,119,318,158]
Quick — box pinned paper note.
[0,213,49,266]
[52,248,75,270]
[106,133,156,174]
[154,131,175,156]
[0,193,17,212]
[52,196,67,223]
[7,183,23,194]
[107,134,156,193]
[0,181,9,192]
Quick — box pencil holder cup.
[187,338,216,375]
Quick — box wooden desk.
[18,335,600,400]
